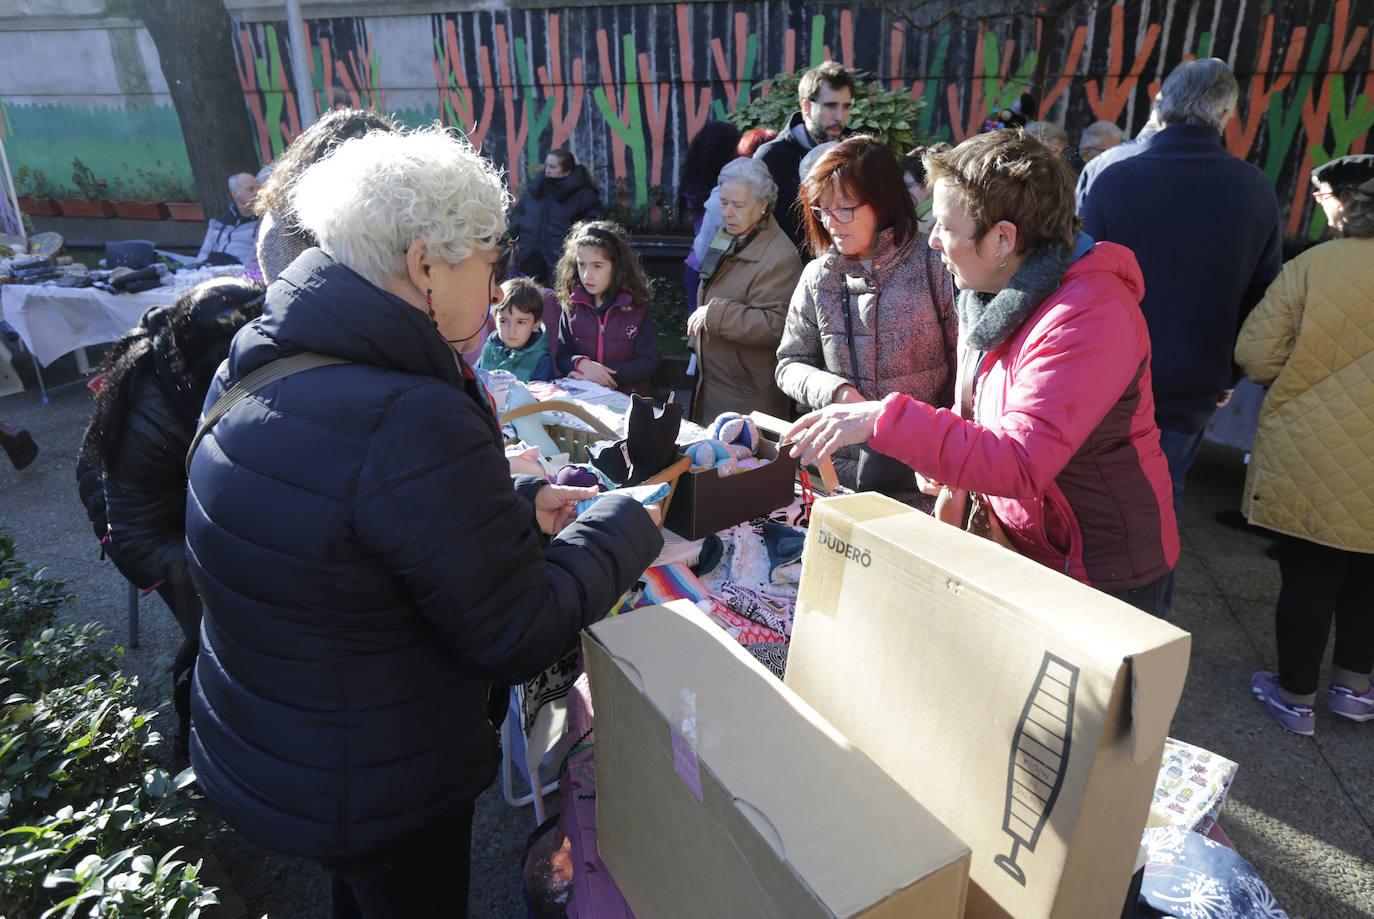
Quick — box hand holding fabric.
[535,484,599,535]
[784,400,885,467]
[686,306,709,337]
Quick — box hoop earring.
[997,257,1009,269]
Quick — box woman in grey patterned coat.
[775,135,958,493]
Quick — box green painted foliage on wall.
[1,101,193,199]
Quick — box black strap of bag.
[841,278,913,494]
[185,351,350,474]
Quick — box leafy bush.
[0,525,217,918]
[0,531,75,648]
[727,69,931,155]
[603,179,676,233]
[1,625,122,702]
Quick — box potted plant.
[165,201,206,221]
[55,158,116,218]
[110,198,170,221]
[14,166,62,216]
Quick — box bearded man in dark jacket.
[754,61,855,246]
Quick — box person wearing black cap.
[1239,153,1374,735]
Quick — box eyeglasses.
[490,235,516,286]
[810,204,861,224]
[1311,189,1336,202]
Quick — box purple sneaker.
[1251,671,1315,736]
[1327,682,1374,722]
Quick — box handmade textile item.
[758,520,805,581]
[709,412,760,455]
[574,481,670,517]
[680,437,750,474]
[639,562,712,607]
[706,598,787,645]
[744,642,789,680]
[504,383,562,458]
[1138,826,1288,918]
[555,464,603,490]
[718,581,794,638]
[624,394,684,485]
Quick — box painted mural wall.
[3,0,1372,239]
[0,20,196,201]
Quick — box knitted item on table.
[709,412,760,456]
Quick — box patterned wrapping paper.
[1151,738,1239,835]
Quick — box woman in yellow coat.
[1239,154,1374,736]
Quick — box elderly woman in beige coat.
[1240,154,1374,736]
[687,157,803,423]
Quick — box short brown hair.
[495,277,545,320]
[798,135,918,258]
[798,61,855,104]
[923,130,1079,255]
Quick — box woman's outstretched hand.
[784,401,885,467]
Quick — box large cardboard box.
[664,434,797,539]
[785,494,1190,919]
[584,600,971,918]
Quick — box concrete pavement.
[1,351,1370,918]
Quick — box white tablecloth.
[0,284,177,367]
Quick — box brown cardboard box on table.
[785,494,1191,919]
[584,600,970,918]
[664,433,797,539]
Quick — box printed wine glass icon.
[996,652,1079,886]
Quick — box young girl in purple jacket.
[553,220,659,396]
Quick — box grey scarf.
[958,243,1077,351]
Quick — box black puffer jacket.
[76,279,263,588]
[509,167,602,270]
[185,248,661,860]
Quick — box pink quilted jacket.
[870,242,1178,589]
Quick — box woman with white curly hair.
[686,156,803,421]
[184,126,662,917]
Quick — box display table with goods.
[492,376,836,825]
[2,233,249,400]
[509,485,1286,919]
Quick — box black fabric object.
[202,250,242,266]
[184,246,662,862]
[324,803,475,919]
[110,265,161,290]
[1275,534,1374,695]
[624,393,683,485]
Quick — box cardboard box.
[665,433,797,539]
[584,600,970,919]
[784,494,1191,919]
